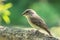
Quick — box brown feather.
[29,17,52,36]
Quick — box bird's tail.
[44,28,52,36]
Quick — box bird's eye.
[26,11,29,13]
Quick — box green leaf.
[4,3,12,10]
[2,15,10,24]
[3,10,11,16]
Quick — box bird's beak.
[22,10,26,16]
[22,12,25,15]
[22,13,24,15]
[22,12,26,16]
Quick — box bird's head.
[22,9,36,17]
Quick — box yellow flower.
[0,3,12,24]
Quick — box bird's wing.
[30,17,52,36]
[30,17,48,29]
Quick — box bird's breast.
[27,17,40,30]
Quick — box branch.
[0,26,59,40]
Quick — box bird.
[22,9,52,36]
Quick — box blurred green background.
[0,0,60,37]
